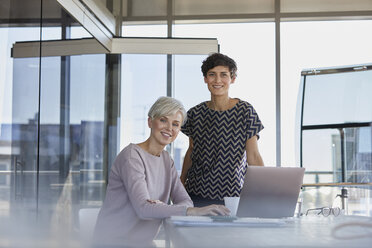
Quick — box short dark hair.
[201,53,237,78]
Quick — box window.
[281,20,372,168]
[174,23,276,166]
[120,54,167,148]
[299,66,372,184]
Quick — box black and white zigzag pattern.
[181,100,264,200]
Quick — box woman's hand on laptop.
[186,205,230,216]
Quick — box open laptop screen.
[237,166,305,218]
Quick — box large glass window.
[302,129,341,183]
[0,11,106,233]
[9,52,106,223]
[0,27,42,219]
[281,20,372,168]
[10,56,40,220]
[120,54,167,149]
[69,54,106,208]
[300,66,372,184]
[174,23,276,166]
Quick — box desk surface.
[164,216,372,248]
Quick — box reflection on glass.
[1,26,41,219]
[1,27,93,224]
[70,55,105,123]
[70,54,106,208]
[10,53,107,223]
[302,127,372,184]
[11,57,40,220]
[344,127,372,183]
[38,56,61,222]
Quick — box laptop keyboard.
[210,216,238,222]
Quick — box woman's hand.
[147,199,164,204]
[186,204,230,216]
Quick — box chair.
[79,208,100,244]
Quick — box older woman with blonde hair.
[94,96,229,247]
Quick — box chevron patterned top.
[181,99,264,200]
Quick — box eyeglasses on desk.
[305,207,341,217]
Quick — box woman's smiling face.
[204,65,236,97]
[148,111,183,147]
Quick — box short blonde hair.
[148,96,187,125]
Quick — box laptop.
[236,166,305,218]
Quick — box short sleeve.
[181,109,193,138]
[246,104,264,140]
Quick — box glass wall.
[1,26,45,220]
[0,2,107,244]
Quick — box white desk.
[164,216,372,247]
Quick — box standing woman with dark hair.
[180,53,265,207]
[94,96,229,247]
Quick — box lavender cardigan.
[94,143,193,246]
